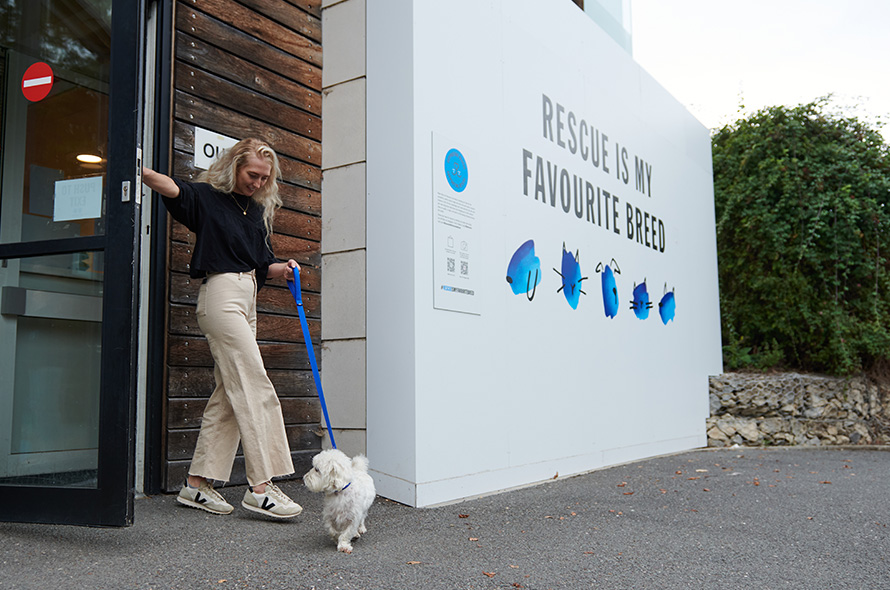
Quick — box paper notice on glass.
[53,176,103,222]
[432,133,480,315]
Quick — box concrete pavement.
[1,447,888,589]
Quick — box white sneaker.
[176,480,233,515]
[241,483,303,519]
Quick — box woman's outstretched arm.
[142,167,181,199]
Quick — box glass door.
[0,0,143,526]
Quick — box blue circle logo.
[444,148,468,193]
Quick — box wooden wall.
[163,0,323,491]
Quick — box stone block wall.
[707,372,890,447]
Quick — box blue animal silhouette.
[506,239,541,301]
[553,243,587,310]
[659,284,676,324]
[630,280,652,320]
[596,259,620,318]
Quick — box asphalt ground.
[1,447,888,590]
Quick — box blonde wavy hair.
[198,138,282,237]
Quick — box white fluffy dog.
[303,449,375,553]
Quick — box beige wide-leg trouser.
[189,271,294,486]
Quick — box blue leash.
[287,273,337,450]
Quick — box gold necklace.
[231,194,249,215]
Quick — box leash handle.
[287,272,337,450]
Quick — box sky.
[630,0,890,132]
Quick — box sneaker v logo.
[261,498,276,510]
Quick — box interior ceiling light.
[76,154,103,164]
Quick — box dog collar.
[336,482,351,493]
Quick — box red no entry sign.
[22,62,54,102]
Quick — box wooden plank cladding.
[174,90,321,171]
[162,0,324,491]
[179,0,321,66]
[167,272,322,317]
[176,33,321,115]
[168,398,321,431]
[167,367,319,399]
[168,303,321,343]
[166,424,320,461]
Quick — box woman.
[142,138,302,518]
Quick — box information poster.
[432,133,480,314]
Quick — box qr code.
[460,261,469,275]
[447,258,455,272]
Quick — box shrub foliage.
[713,100,890,375]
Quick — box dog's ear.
[328,458,350,491]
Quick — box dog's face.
[303,449,352,494]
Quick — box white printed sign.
[53,176,103,222]
[194,127,238,170]
[432,133,480,315]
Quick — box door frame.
[0,0,145,527]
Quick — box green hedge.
[712,100,890,375]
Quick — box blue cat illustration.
[553,243,587,310]
[659,284,676,324]
[596,259,620,318]
[506,239,541,301]
[630,280,652,320]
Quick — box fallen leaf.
[820,481,832,484]
[510,565,520,569]
[695,469,708,473]
[583,551,595,555]
[687,477,700,480]
[552,472,559,479]
[659,489,667,494]
[617,482,627,487]
[217,581,227,585]
[483,572,496,578]
[623,491,634,495]
[459,514,469,519]
[675,470,683,475]
[703,488,710,492]
[406,561,422,565]
[512,584,523,588]
[469,537,479,541]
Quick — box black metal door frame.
[0,0,146,527]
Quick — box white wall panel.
[367,0,721,506]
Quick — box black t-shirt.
[162,178,277,290]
